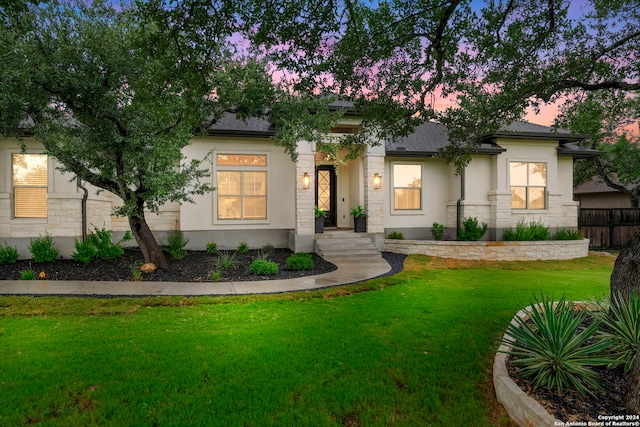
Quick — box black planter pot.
[354,216,367,233]
[315,216,325,234]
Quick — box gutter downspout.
[76,177,88,241]
[456,168,466,239]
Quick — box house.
[574,177,634,209]
[0,114,600,259]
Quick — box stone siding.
[384,239,590,261]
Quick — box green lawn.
[0,254,615,426]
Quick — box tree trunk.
[610,229,640,301]
[128,213,167,269]
[610,229,640,413]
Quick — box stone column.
[289,140,316,253]
[363,141,386,249]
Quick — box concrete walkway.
[0,256,391,297]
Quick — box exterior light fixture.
[302,172,310,189]
[373,173,382,189]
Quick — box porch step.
[314,233,381,261]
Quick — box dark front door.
[316,165,337,227]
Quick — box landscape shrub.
[286,252,314,271]
[431,222,445,240]
[164,230,189,260]
[387,231,404,240]
[216,251,238,270]
[502,220,550,241]
[249,259,279,276]
[19,268,36,280]
[553,229,583,240]
[237,241,249,253]
[592,292,640,372]
[0,242,19,264]
[208,270,221,282]
[502,293,611,396]
[205,241,218,254]
[28,233,59,262]
[72,239,98,263]
[457,217,488,241]
[90,227,131,260]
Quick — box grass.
[0,253,615,426]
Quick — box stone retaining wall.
[384,239,590,261]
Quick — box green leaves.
[502,294,612,396]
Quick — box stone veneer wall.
[384,239,590,261]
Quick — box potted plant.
[314,205,326,233]
[351,205,367,233]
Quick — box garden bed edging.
[384,238,589,261]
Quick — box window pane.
[511,187,526,209]
[217,171,241,195]
[509,162,528,186]
[394,188,421,210]
[243,172,266,196]
[218,196,241,219]
[529,163,546,186]
[244,196,267,219]
[393,164,421,188]
[13,154,47,186]
[529,187,546,209]
[15,187,47,218]
[217,154,267,166]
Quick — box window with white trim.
[216,154,267,220]
[393,163,422,210]
[12,153,48,218]
[510,161,546,209]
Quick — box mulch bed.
[0,248,338,282]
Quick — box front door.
[316,165,337,227]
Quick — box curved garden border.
[493,306,560,426]
[384,238,589,261]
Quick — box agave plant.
[591,292,640,373]
[501,293,612,396]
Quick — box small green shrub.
[216,251,238,270]
[90,227,130,260]
[20,268,36,280]
[164,230,189,260]
[72,239,98,263]
[286,252,314,271]
[208,270,221,282]
[502,293,611,396]
[502,220,550,241]
[205,241,218,254]
[387,231,404,240]
[129,264,142,281]
[28,233,59,262]
[592,292,640,372]
[553,229,583,240]
[350,205,366,218]
[249,259,279,276]
[315,206,327,218]
[237,241,249,253]
[0,242,19,264]
[431,222,445,241]
[457,217,488,241]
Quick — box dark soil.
[0,248,339,282]
[0,249,406,284]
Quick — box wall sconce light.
[302,172,310,189]
[373,173,382,189]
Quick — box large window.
[393,164,422,210]
[12,153,48,218]
[510,162,546,209]
[216,154,267,220]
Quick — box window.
[12,153,48,218]
[393,164,422,210]
[510,162,546,209]
[216,154,267,220]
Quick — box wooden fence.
[578,208,640,250]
